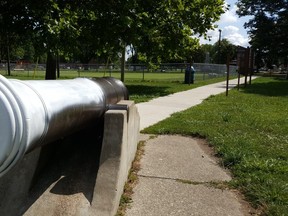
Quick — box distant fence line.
[0,62,238,81]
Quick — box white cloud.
[199,1,250,47]
[224,33,249,47]
[198,29,219,44]
[224,25,239,33]
[199,25,249,47]
[222,25,249,47]
[220,5,238,23]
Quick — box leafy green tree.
[201,44,214,63]
[133,0,226,65]
[2,0,226,79]
[210,39,237,64]
[236,0,288,69]
[28,0,81,79]
[77,0,226,76]
[0,0,32,75]
[0,0,82,78]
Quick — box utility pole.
[218,29,222,64]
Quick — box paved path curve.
[125,77,258,216]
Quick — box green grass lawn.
[142,77,288,215]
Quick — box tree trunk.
[56,51,60,78]
[6,35,11,76]
[45,51,56,80]
[120,46,125,82]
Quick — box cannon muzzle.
[0,75,128,177]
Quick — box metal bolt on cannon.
[0,75,129,177]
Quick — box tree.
[2,0,226,79]
[27,0,81,79]
[132,0,226,65]
[210,39,237,64]
[0,0,83,79]
[236,0,288,69]
[0,0,32,75]
[73,0,139,79]
[81,0,226,76]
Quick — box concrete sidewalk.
[124,77,257,216]
[137,77,254,131]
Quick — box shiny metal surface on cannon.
[0,75,128,177]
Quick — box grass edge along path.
[126,76,237,103]
[141,77,288,216]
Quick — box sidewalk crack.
[138,174,230,190]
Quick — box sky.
[199,0,252,47]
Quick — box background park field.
[0,65,238,103]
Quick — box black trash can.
[184,66,195,84]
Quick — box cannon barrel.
[0,75,128,177]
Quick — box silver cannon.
[0,75,128,177]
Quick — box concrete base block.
[91,100,140,216]
[0,100,139,216]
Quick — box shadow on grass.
[126,84,170,97]
[242,78,288,97]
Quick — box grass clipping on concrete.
[116,140,146,216]
[142,77,288,216]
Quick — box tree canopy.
[236,0,288,68]
[1,0,226,79]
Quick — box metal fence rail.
[0,62,238,81]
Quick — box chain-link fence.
[0,62,238,81]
